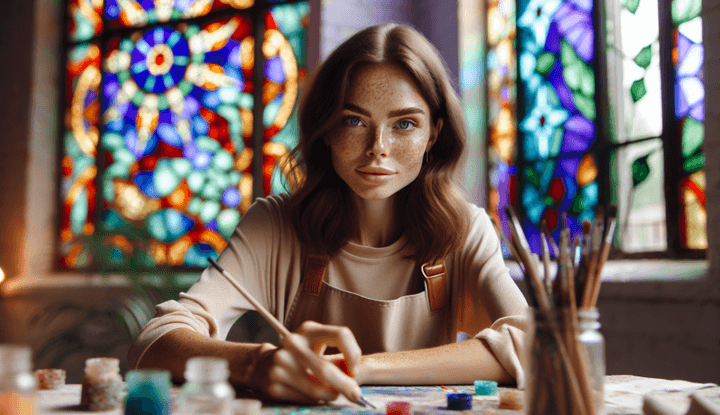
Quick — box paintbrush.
[576,220,592,306]
[494,215,538,307]
[540,220,554,299]
[581,206,605,308]
[540,230,552,299]
[588,205,618,307]
[503,207,588,415]
[207,258,375,409]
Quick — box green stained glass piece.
[217,209,241,239]
[132,90,146,107]
[630,78,647,102]
[118,71,130,84]
[178,80,192,95]
[102,133,124,151]
[187,197,203,214]
[672,0,702,25]
[536,52,556,76]
[544,196,554,206]
[683,153,705,174]
[171,158,193,177]
[187,171,205,193]
[70,189,88,236]
[154,159,181,197]
[526,167,540,186]
[632,153,651,187]
[191,53,205,64]
[624,0,641,13]
[147,9,157,23]
[196,136,220,152]
[634,45,653,69]
[213,149,234,171]
[200,182,222,200]
[571,194,585,215]
[121,39,135,53]
[200,200,221,224]
[228,171,241,186]
[239,93,253,109]
[681,117,704,158]
[575,95,596,122]
[158,94,169,111]
[207,168,228,189]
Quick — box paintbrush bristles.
[497,206,617,415]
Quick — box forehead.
[345,63,429,110]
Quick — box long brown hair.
[285,23,469,264]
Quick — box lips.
[357,166,396,175]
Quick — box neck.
[350,194,401,248]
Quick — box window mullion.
[657,0,681,256]
[592,0,611,209]
[252,8,266,201]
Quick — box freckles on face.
[327,63,436,201]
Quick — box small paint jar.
[447,393,472,410]
[386,401,411,415]
[0,345,37,415]
[35,369,66,390]
[124,369,171,415]
[175,357,235,415]
[80,357,123,411]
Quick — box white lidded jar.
[175,357,235,415]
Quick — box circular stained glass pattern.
[130,27,189,94]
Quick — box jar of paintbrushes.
[493,205,615,415]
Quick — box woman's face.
[327,63,440,202]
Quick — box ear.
[426,118,444,152]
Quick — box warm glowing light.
[0,267,4,284]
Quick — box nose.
[366,127,387,158]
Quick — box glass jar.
[80,357,123,411]
[0,345,36,415]
[525,308,605,415]
[577,307,605,414]
[174,357,235,415]
[124,369,172,415]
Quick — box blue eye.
[344,116,362,127]
[397,120,414,130]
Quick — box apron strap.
[303,253,329,296]
[421,261,448,312]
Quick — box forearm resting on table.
[136,327,274,388]
[359,338,514,386]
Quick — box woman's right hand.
[251,321,363,404]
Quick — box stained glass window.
[486,0,518,244]
[514,0,598,252]
[60,0,309,271]
[483,0,706,257]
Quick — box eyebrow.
[343,103,427,118]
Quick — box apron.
[284,251,455,355]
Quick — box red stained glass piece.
[548,177,565,201]
[543,208,559,233]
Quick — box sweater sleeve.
[455,205,529,388]
[127,196,286,369]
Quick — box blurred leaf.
[632,153,652,187]
[633,45,653,69]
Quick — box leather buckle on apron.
[421,262,447,312]
[303,253,329,296]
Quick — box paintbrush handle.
[208,258,371,408]
[209,258,291,338]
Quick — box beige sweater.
[128,195,529,387]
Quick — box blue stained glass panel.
[517,0,597,254]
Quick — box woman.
[129,23,528,404]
